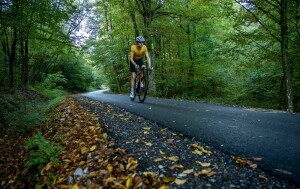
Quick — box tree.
[235,0,297,112]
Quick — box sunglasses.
[137,41,143,43]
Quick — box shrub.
[43,72,68,90]
[25,132,63,170]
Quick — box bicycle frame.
[130,67,150,103]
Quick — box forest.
[0,0,299,188]
[1,0,299,113]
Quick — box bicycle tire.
[138,70,148,103]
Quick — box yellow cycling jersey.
[130,45,148,60]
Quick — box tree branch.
[253,1,280,24]
[265,0,280,12]
[235,0,281,42]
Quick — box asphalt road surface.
[82,90,300,184]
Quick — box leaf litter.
[0,95,299,189]
[71,95,299,189]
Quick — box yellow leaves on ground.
[145,142,153,146]
[159,185,170,189]
[162,176,174,183]
[39,97,170,189]
[90,145,97,151]
[40,162,52,175]
[192,149,203,155]
[154,156,180,162]
[126,158,139,171]
[71,184,79,189]
[196,161,211,167]
[194,168,217,177]
[174,178,187,185]
[191,144,212,154]
[126,177,133,188]
[182,169,194,174]
[165,156,180,162]
[142,127,151,135]
[168,164,184,170]
[80,146,89,154]
[107,164,114,173]
[154,158,164,162]
[233,156,262,169]
[258,174,269,182]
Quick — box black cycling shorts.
[130,59,144,73]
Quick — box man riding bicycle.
[130,36,152,98]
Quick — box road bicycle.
[131,66,151,103]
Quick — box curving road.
[82,90,300,184]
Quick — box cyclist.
[130,36,152,98]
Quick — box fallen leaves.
[31,97,172,188]
[194,168,217,177]
[174,178,187,185]
[168,164,184,170]
[233,156,262,169]
[196,161,211,167]
[182,169,194,174]
[191,144,212,154]
[0,94,280,189]
[165,156,180,162]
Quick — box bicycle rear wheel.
[138,71,148,103]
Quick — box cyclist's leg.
[130,63,137,96]
[131,72,136,88]
[136,59,145,86]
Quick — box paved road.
[82,90,300,184]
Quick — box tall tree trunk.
[187,23,195,94]
[21,32,29,86]
[280,0,293,112]
[1,37,8,87]
[9,27,17,90]
[21,34,29,86]
[113,64,122,93]
[130,12,139,37]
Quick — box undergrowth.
[0,87,65,134]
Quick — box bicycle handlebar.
[140,66,152,74]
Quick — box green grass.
[0,87,67,134]
[44,96,65,113]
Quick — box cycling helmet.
[136,36,145,42]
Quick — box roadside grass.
[0,87,66,134]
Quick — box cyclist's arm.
[130,52,138,68]
[145,51,152,68]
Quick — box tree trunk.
[21,32,29,86]
[130,12,139,37]
[280,0,293,112]
[9,27,17,90]
[187,23,195,94]
[113,64,122,93]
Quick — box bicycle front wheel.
[138,71,148,103]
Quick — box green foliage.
[25,132,62,170]
[1,0,297,111]
[44,96,65,113]
[0,87,67,134]
[0,90,45,133]
[43,72,68,90]
[38,88,68,100]
[34,71,70,99]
